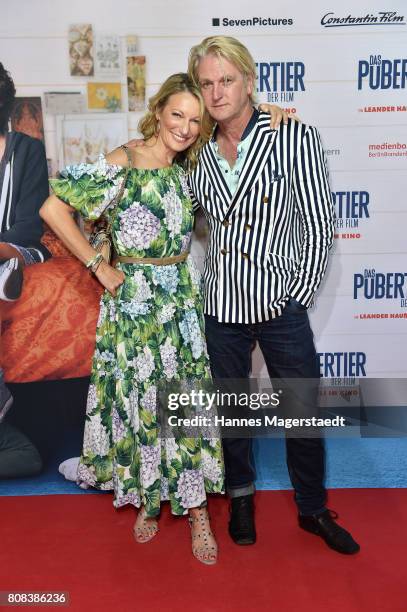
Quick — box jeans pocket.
[287,298,307,312]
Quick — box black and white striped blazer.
[188,113,334,324]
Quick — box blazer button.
[220,248,228,255]
[244,223,252,231]
[241,252,249,260]
[263,196,269,203]
[222,220,230,227]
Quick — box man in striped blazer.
[188,36,359,554]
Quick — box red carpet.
[2,490,406,612]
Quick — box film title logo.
[353,269,407,307]
[256,61,305,103]
[358,55,407,90]
[333,191,369,240]
[318,352,367,377]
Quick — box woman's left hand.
[94,261,125,297]
[258,104,301,129]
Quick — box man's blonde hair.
[188,36,257,104]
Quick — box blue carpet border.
[1,438,406,497]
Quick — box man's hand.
[258,104,301,129]
[94,261,125,296]
[125,138,145,149]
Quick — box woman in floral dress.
[41,74,224,565]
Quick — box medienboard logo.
[321,11,405,28]
[212,16,294,27]
[368,141,407,158]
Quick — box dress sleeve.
[49,155,126,220]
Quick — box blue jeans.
[205,299,327,516]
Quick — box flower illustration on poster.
[87,83,122,112]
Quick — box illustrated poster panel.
[127,56,146,111]
[95,35,121,79]
[69,23,94,77]
[87,82,122,112]
[57,113,128,167]
[10,96,45,143]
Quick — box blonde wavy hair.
[138,73,212,170]
[188,36,257,105]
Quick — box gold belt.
[113,252,189,267]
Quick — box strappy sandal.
[188,508,218,565]
[133,508,159,543]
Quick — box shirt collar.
[211,107,259,143]
[240,107,259,141]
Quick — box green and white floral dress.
[50,155,224,516]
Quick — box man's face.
[196,54,253,123]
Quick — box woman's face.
[156,91,201,153]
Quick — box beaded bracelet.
[85,252,104,273]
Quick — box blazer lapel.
[225,114,278,218]
[200,141,232,204]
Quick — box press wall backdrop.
[1,0,406,380]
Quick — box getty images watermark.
[159,378,407,438]
[160,382,348,437]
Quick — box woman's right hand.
[94,261,125,296]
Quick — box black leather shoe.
[229,494,256,545]
[299,509,360,554]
